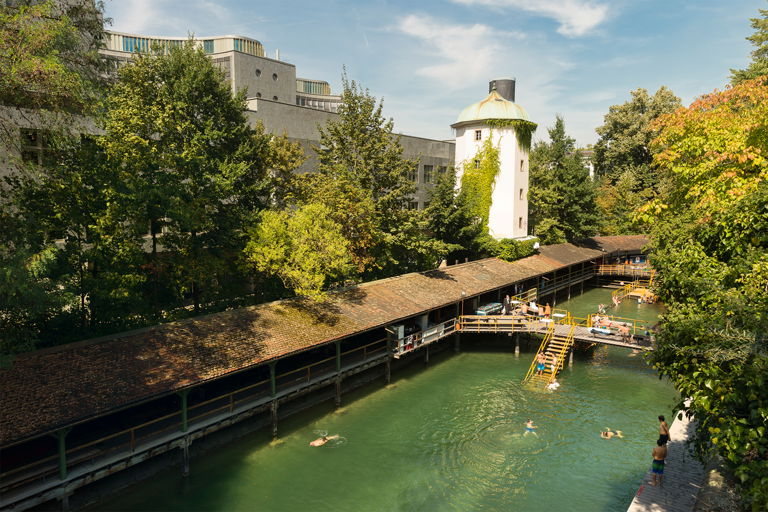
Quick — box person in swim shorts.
[600,429,623,439]
[309,434,340,447]
[524,419,537,436]
[658,415,670,444]
[536,352,546,375]
[650,439,667,486]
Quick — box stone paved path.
[627,408,706,512]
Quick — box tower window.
[475,130,482,141]
[520,159,525,172]
[255,69,261,77]
[256,92,262,98]
[519,217,523,229]
[272,73,278,81]
[519,188,524,200]
[474,159,481,169]
[273,96,278,101]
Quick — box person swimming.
[524,419,538,436]
[600,429,623,439]
[309,434,340,447]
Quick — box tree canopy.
[643,77,768,510]
[731,6,768,84]
[528,116,598,244]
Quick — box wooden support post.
[271,401,278,438]
[55,428,70,481]
[454,331,461,353]
[569,349,574,367]
[181,437,190,477]
[335,376,342,408]
[515,334,520,357]
[425,345,430,365]
[269,362,276,397]
[60,493,70,512]
[179,390,189,433]
[335,340,341,373]
[385,358,391,384]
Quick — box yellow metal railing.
[523,323,555,383]
[545,324,575,386]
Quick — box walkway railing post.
[335,340,341,373]
[269,362,276,397]
[179,390,189,433]
[55,428,71,480]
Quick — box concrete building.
[100,30,454,209]
[452,79,533,239]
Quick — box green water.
[99,289,676,512]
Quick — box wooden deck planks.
[626,409,706,512]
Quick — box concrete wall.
[247,100,456,206]
[231,52,297,104]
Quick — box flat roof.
[0,236,647,446]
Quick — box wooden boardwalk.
[458,316,655,350]
[626,408,706,512]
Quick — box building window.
[474,159,481,169]
[408,168,418,183]
[272,73,278,81]
[203,40,214,53]
[519,188,524,200]
[519,217,523,229]
[520,159,525,172]
[255,69,261,77]
[438,165,447,176]
[256,92,262,98]
[20,129,52,166]
[409,201,419,210]
[423,164,434,184]
[273,96,278,101]
[423,201,431,209]
[475,129,482,141]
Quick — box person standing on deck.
[650,439,667,486]
[658,415,670,444]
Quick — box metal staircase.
[523,324,576,387]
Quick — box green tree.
[528,116,598,243]
[101,40,272,313]
[642,78,768,510]
[425,170,486,263]
[315,74,449,276]
[731,6,768,84]
[244,203,355,300]
[592,87,681,234]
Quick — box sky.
[103,0,765,146]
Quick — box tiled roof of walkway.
[0,235,647,446]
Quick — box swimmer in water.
[524,419,538,436]
[600,429,623,439]
[310,434,340,447]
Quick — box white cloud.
[105,0,246,37]
[451,0,609,37]
[397,14,524,89]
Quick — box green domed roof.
[453,90,530,126]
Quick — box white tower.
[452,79,534,239]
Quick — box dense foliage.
[528,116,598,244]
[643,78,768,510]
[592,87,681,234]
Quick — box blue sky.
[104,0,765,146]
